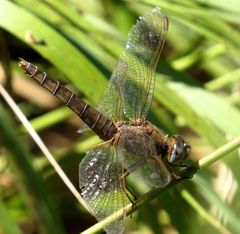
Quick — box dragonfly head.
[167,135,191,164]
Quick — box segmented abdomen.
[19,58,117,141]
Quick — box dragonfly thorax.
[114,120,173,188]
[116,120,168,157]
[115,121,191,165]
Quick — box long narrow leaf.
[0,0,107,103]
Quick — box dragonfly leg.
[177,162,200,179]
[118,171,136,218]
[159,157,180,181]
[119,171,136,203]
[168,162,189,168]
[165,158,198,180]
[125,185,136,219]
[119,170,136,206]
[95,137,115,148]
[113,133,121,147]
[150,155,180,181]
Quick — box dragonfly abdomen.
[19,58,117,141]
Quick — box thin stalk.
[18,106,73,133]
[0,84,89,212]
[205,68,240,91]
[171,44,225,71]
[199,136,240,168]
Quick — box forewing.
[98,7,168,121]
[79,143,129,234]
[97,60,127,122]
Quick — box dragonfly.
[19,7,191,234]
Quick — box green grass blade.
[205,68,240,91]
[19,106,73,133]
[155,77,240,146]
[181,189,231,234]
[192,175,240,233]
[0,0,107,103]
[0,199,22,234]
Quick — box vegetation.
[0,0,240,233]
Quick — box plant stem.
[0,84,89,212]
[199,136,240,169]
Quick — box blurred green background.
[0,0,240,234]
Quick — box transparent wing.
[97,60,127,122]
[118,128,172,188]
[79,143,129,234]
[98,7,168,121]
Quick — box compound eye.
[168,136,191,164]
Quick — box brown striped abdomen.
[19,58,117,141]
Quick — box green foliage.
[0,0,239,234]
